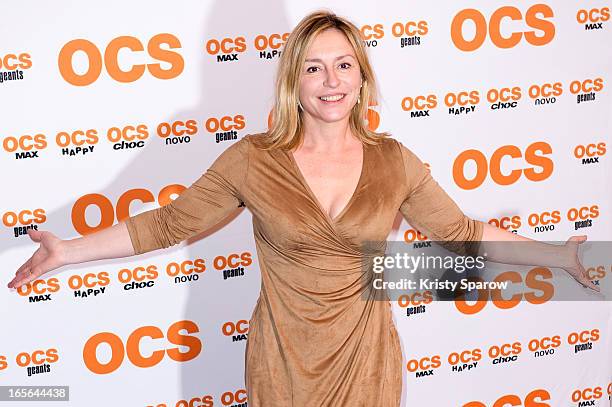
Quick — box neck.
[299,114,355,153]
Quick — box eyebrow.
[304,54,356,63]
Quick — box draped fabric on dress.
[125,134,483,407]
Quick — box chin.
[313,111,352,123]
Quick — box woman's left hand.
[562,235,600,292]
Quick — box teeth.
[320,94,345,101]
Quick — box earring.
[357,82,363,104]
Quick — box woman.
[8,10,598,406]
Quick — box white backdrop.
[1,1,611,406]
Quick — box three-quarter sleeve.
[397,140,483,254]
[125,137,250,255]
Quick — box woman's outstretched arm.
[396,140,599,293]
[8,222,134,290]
[8,136,252,290]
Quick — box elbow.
[149,204,193,250]
[446,216,482,242]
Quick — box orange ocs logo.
[72,185,185,235]
[484,85,522,109]
[397,290,432,317]
[68,271,110,291]
[487,341,522,364]
[222,320,249,341]
[157,119,198,146]
[391,19,429,48]
[570,78,604,94]
[254,32,289,59]
[527,334,561,357]
[2,132,48,157]
[397,291,433,307]
[574,142,606,164]
[453,142,553,190]
[406,354,441,377]
[455,267,554,315]
[83,320,201,374]
[204,114,246,144]
[444,89,480,115]
[166,258,206,284]
[528,81,563,106]
[577,7,610,29]
[451,4,555,51]
[118,264,159,290]
[447,347,482,372]
[570,77,605,104]
[58,34,184,86]
[403,228,429,243]
[0,53,32,70]
[463,389,551,407]
[567,328,599,353]
[204,115,245,133]
[401,93,437,117]
[3,208,46,237]
[16,277,60,300]
[220,389,248,406]
[214,252,253,280]
[488,215,521,233]
[15,348,59,377]
[585,265,609,282]
[205,35,246,62]
[571,385,605,405]
[54,128,101,156]
[360,23,385,47]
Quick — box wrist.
[61,238,82,265]
[557,245,575,269]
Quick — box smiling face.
[298,28,362,126]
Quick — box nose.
[324,67,340,88]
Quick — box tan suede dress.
[125,133,483,406]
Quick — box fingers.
[14,256,32,277]
[8,255,34,288]
[27,228,42,242]
[9,265,40,290]
[574,272,600,293]
[7,268,31,289]
[8,232,46,290]
[8,257,55,290]
[570,235,587,244]
[580,279,600,292]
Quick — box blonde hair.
[251,10,390,150]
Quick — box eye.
[306,66,319,73]
[339,62,352,69]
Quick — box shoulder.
[220,133,260,157]
[367,134,400,155]
[382,137,430,188]
[387,137,424,167]
[371,135,419,163]
[209,135,254,170]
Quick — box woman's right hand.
[7,229,68,290]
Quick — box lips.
[318,93,346,103]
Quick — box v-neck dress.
[125,133,483,406]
